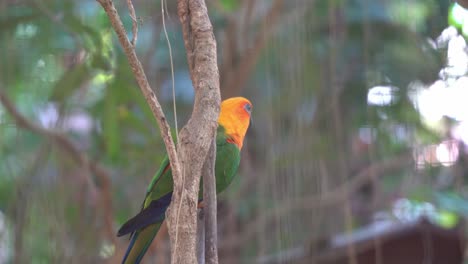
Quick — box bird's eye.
[244,103,252,113]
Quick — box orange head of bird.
[218,97,252,149]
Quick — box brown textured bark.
[203,139,219,264]
[165,0,221,263]
[197,210,205,264]
[96,0,220,262]
[96,0,182,186]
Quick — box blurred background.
[1,0,468,263]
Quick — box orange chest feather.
[219,113,249,149]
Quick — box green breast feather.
[142,124,240,213]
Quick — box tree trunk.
[165,0,221,263]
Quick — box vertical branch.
[178,0,195,79]
[203,139,219,263]
[165,0,221,263]
[96,0,181,182]
[96,1,220,263]
[197,210,205,264]
[126,0,138,46]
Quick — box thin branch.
[0,90,116,244]
[197,210,205,264]
[203,138,219,263]
[161,0,179,139]
[177,0,195,80]
[126,0,138,46]
[96,0,181,184]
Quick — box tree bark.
[165,0,221,263]
[96,0,182,186]
[95,0,220,262]
[203,139,219,264]
[197,210,205,264]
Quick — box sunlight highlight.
[435,140,459,167]
[367,86,397,106]
[416,73,468,123]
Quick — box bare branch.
[95,0,181,185]
[197,210,205,264]
[161,0,179,137]
[126,0,138,46]
[96,1,220,263]
[165,0,221,263]
[203,139,219,263]
[177,0,195,79]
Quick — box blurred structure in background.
[257,218,465,264]
[313,218,464,264]
[1,0,468,263]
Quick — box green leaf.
[435,210,459,228]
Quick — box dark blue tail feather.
[117,192,172,237]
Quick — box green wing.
[143,157,173,208]
[118,157,174,264]
[203,125,241,195]
[118,125,241,264]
